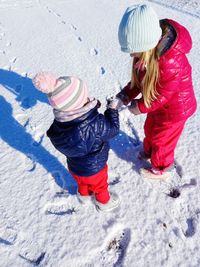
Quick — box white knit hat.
[118,4,162,53]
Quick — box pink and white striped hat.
[33,72,88,111]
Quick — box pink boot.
[140,166,174,180]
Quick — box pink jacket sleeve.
[116,81,141,105]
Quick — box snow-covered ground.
[0,1,200,266]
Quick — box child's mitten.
[128,100,141,115]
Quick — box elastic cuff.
[95,192,110,204]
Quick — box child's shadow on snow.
[110,129,143,173]
[0,96,77,194]
[0,69,48,109]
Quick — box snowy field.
[0,0,200,266]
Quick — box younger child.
[33,73,120,212]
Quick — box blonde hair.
[131,48,159,107]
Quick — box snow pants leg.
[143,114,186,171]
[70,165,110,204]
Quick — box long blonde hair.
[131,48,159,107]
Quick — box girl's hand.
[128,100,141,115]
[106,96,123,110]
[116,90,130,105]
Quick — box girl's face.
[130,52,142,58]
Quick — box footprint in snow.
[6,41,11,47]
[171,200,200,238]
[0,205,18,245]
[62,225,131,267]
[174,160,184,178]
[96,66,106,75]
[71,24,77,30]
[19,252,46,266]
[21,72,28,77]
[44,202,77,216]
[0,32,5,37]
[46,7,52,13]
[20,153,36,172]
[179,178,197,192]
[100,225,131,267]
[0,227,17,245]
[54,190,69,199]
[9,57,17,63]
[55,13,61,17]
[109,176,121,186]
[90,48,98,56]
[19,240,45,266]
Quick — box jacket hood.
[167,19,192,55]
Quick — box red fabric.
[144,114,186,170]
[123,19,197,122]
[119,20,197,172]
[123,82,140,103]
[70,165,110,204]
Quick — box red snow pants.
[70,165,110,204]
[143,114,186,171]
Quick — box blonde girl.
[111,4,197,179]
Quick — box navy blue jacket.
[46,105,119,176]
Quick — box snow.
[0,0,200,266]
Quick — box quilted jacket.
[47,105,119,176]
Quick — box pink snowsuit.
[121,19,197,171]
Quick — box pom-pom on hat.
[33,72,88,112]
[118,4,162,53]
